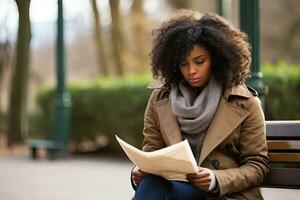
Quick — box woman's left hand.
[186,167,213,191]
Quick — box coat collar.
[223,84,251,100]
[147,79,165,89]
[150,80,251,165]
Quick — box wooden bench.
[263,120,300,189]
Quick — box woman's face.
[179,45,212,88]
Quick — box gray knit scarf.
[170,76,222,162]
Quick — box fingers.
[132,168,148,185]
[188,178,211,190]
[189,175,211,183]
[188,173,211,185]
[186,168,212,191]
[132,169,147,178]
[186,168,210,179]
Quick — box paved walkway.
[0,154,134,200]
[0,152,299,200]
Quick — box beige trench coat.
[141,80,269,200]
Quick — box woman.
[132,11,269,200]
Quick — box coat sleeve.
[212,97,269,197]
[142,90,166,152]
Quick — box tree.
[7,0,31,146]
[0,42,11,84]
[90,0,109,76]
[0,41,11,107]
[109,0,124,76]
[130,0,149,72]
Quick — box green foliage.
[34,87,55,138]
[33,74,152,151]
[27,111,50,139]
[262,61,300,120]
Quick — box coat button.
[225,143,233,150]
[212,159,220,169]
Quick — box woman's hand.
[132,166,148,185]
[187,167,216,191]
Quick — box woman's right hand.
[132,166,148,185]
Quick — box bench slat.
[266,121,300,139]
[267,140,300,151]
[268,153,300,162]
[263,168,300,188]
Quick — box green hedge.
[262,62,300,120]
[31,64,300,151]
[33,75,152,151]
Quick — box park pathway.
[0,153,134,200]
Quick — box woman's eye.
[196,60,204,65]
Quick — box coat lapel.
[199,96,249,165]
[154,99,182,145]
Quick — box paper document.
[116,135,198,181]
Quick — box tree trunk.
[0,41,11,109]
[167,0,194,9]
[109,0,124,76]
[7,0,31,146]
[90,0,109,76]
[130,0,148,72]
[0,42,11,84]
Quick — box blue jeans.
[133,174,206,200]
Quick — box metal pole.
[218,0,232,18]
[217,0,225,16]
[239,0,266,109]
[55,0,71,156]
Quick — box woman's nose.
[188,64,197,75]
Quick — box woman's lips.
[189,78,201,83]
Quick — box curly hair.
[150,11,252,88]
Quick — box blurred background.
[0,0,299,199]
[0,0,299,153]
